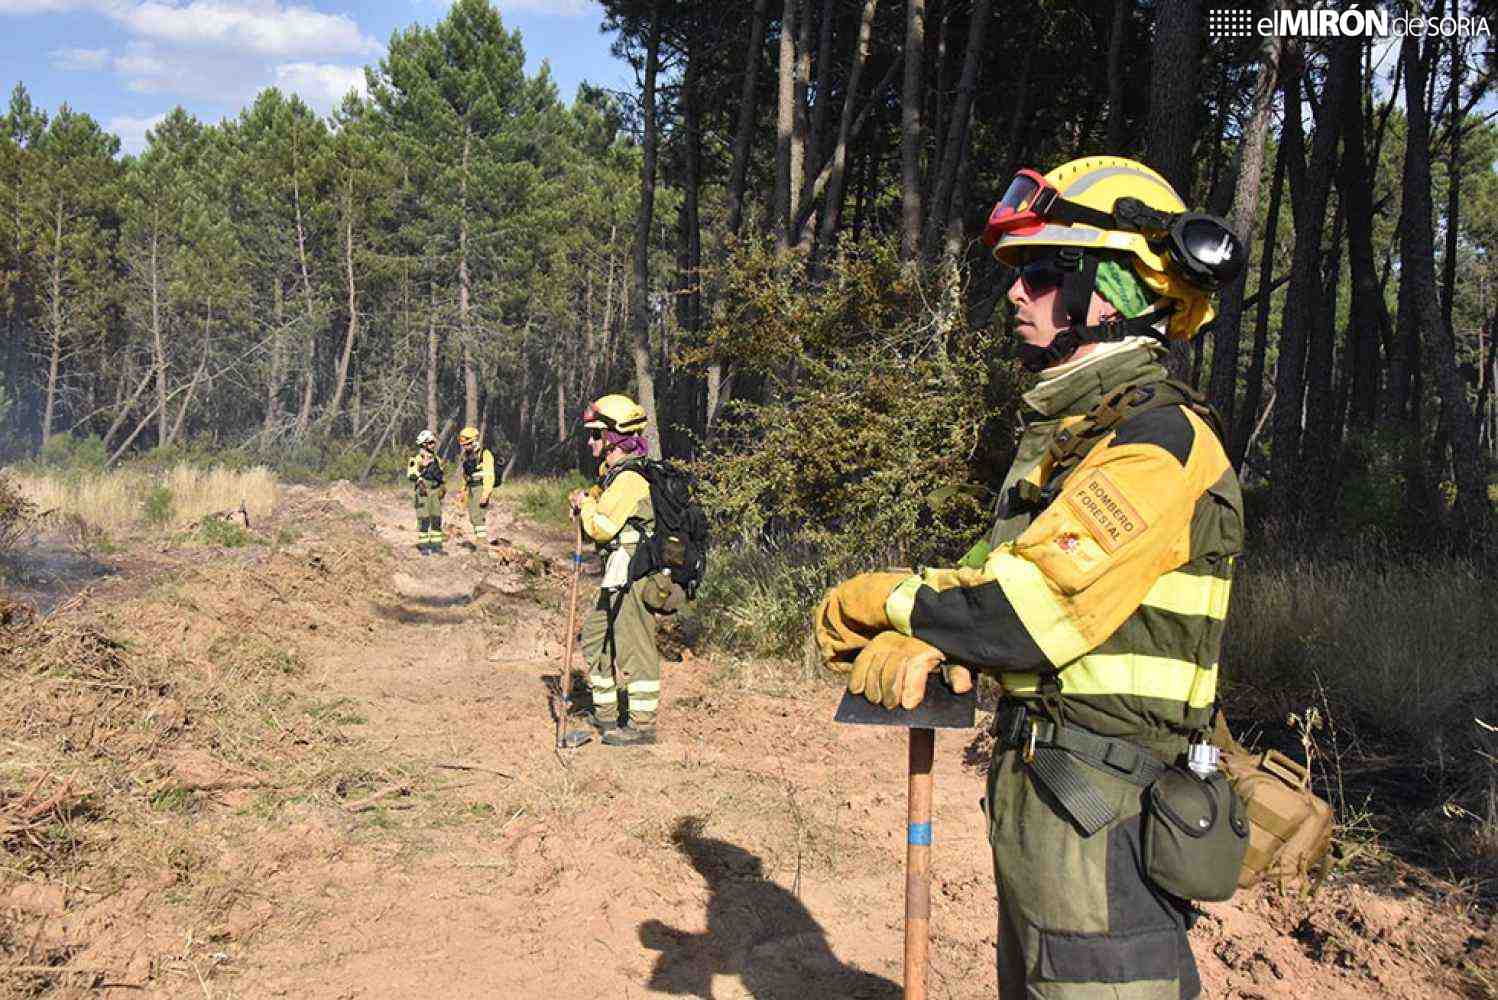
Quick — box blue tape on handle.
[573,555,585,565]
[908,822,932,846]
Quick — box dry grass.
[5,464,279,537]
[1223,552,1497,745]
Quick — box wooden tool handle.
[905,727,934,1000]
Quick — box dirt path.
[6,483,1492,999]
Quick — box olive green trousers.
[985,748,1199,999]
[413,486,444,550]
[579,584,661,726]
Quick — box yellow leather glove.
[844,632,974,711]
[812,571,911,665]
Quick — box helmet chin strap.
[1018,254,1172,372]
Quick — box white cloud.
[115,1,381,59]
[273,62,367,108]
[0,0,87,11]
[7,1,381,58]
[106,111,164,154]
[50,46,111,70]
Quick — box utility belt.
[992,700,1166,835]
[994,699,1248,901]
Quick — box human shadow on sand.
[638,817,900,1000]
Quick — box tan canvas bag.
[1213,718,1334,890]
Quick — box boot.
[602,723,656,747]
[559,729,593,749]
[585,712,619,734]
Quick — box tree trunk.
[1336,38,1389,433]
[791,0,813,231]
[900,0,926,263]
[427,280,439,434]
[726,0,772,239]
[1106,0,1130,148]
[265,280,284,434]
[327,176,360,425]
[922,0,990,259]
[631,2,664,459]
[292,164,317,440]
[1207,29,1280,429]
[1420,33,1489,533]
[1268,43,1343,521]
[42,198,62,443]
[150,220,167,448]
[1233,137,1287,469]
[459,127,478,430]
[775,0,799,252]
[806,0,836,193]
[814,0,880,268]
[1145,0,1203,200]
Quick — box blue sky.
[0,0,634,154]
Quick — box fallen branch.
[343,784,412,813]
[433,762,515,779]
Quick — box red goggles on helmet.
[981,169,1061,246]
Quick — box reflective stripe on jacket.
[887,391,1243,742]
[578,467,653,548]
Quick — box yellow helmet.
[582,393,647,434]
[458,426,480,447]
[983,156,1235,340]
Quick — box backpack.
[614,459,710,599]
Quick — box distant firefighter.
[456,426,495,549]
[405,428,447,556]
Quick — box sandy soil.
[3,484,1492,999]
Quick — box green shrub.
[197,516,251,548]
[695,237,1016,572]
[499,473,590,529]
[143,484,175,526]
[37,433,107,472]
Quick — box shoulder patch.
[1109,405,1195,467]
[1064,468,1149,553]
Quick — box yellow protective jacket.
[578,459,654,548]
[886,371,1243,745]
[460,447,496,503]
[406,450,444,490]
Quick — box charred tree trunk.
[1269,43,1344,522]
[923,0,990,259]
[1233,137,1287,470]
[726,0,772,238]
[1207,30,1280,430]
[631,2,664,459]
[1106,0,1130,149]
[813,0,880,270]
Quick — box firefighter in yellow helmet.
[813,157,1248,999]
[405,428,446,556]
[456,426,496,549]
[562,394,666,748]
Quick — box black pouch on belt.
[1142,764,1249,902]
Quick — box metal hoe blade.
[833,672,977,730]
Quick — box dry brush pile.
[0,490,407,995]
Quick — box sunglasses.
[588,429,606,441]
[1007,253,1079,295]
